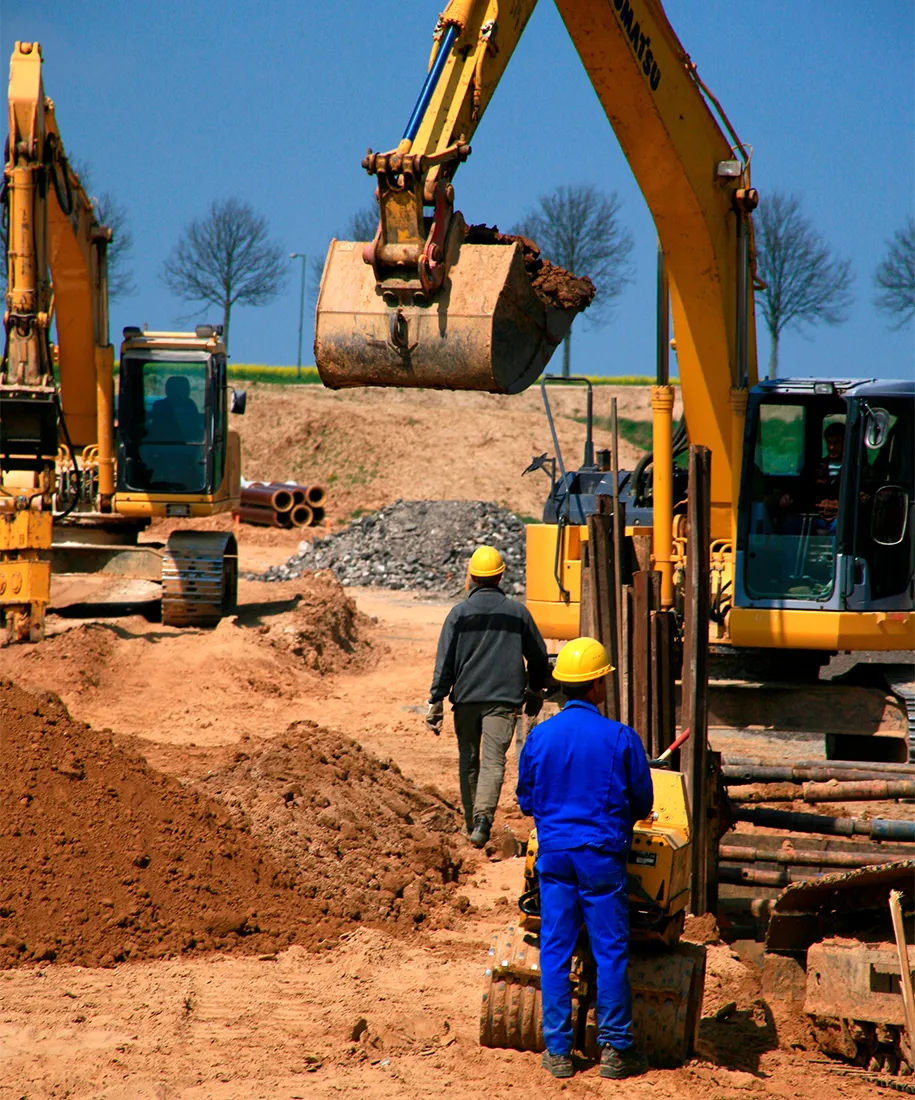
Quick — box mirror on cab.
[230,389,247,415]
[864,407,890,450]
[871,484,909,546]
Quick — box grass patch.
[229,365,322,384]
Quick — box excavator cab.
[734,379,915,618]
[115,326,238,507]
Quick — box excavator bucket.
[314,239,591,395]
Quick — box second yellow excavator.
[1,42,244,641]
[314,0,915,762]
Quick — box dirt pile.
[201,723,464,928]
[0,681,466,969]
[0,679,315,968]
[261,569,376,673]
[254,499,527,594]
[465,224,596,313]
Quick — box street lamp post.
[290,252,306,378]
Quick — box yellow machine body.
[2,46,242,639]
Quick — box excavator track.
[479,924,705,1065]
[766,862,915,1077]
[161,531,238,628]
[883,666,915,763]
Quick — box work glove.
[523,690,543,718]
[425,698,444,735]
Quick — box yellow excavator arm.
[314,0,758,538]
[4,40,115,494]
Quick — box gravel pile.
[251,500,526,594]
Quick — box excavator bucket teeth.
[479,924,705,1067]
[315,241,586,394]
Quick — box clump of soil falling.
[201,723,464,929]
[464,224,596,312]
[0,681,466,968]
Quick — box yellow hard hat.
[553,636,614,683]
[468,545,505,578]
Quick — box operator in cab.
[516,637,653,1081]
[425,545,549,848]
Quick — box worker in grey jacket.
[426,545,549,847]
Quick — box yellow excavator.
[313,0,913,1060]
[314,0,915,762]
[1,42,243,642]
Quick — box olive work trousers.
[452,703,519,832]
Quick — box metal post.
[290,252,307,377]
[682,445,711,915]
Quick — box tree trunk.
[562,332,571,378]
[222,299,231,353]
[768,331,778,380]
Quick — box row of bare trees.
[62,169,913,366]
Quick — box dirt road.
[0,560,886,1100]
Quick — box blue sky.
[4,1,913,380]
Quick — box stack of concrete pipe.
[234,482,326,528]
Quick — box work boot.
[469,814,492,848]
[600,1044,648,1079]
[541,1051,574,1079]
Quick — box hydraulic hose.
[402,23,459,144]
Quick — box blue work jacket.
[516,700,654,854]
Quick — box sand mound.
[0,681,466,969]
[201,723,463,927]
[260,569,375,673]
[0,680,315,968]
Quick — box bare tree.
[754,191,854,379]
[513,184,634,377]
[161,198,287,351]
[874,216,914,328]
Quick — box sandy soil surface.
[0,560,897,1099]
[141,382,681,564]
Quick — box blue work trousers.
[537,847,634,1055]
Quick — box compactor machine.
[480,767,706,1065]
[1,43,243,640]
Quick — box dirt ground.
[0,386,896,1099]
[0,554,892,1100]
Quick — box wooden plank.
[683,445,712,914]
[651,609,677,759]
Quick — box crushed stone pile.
[0,681,465,969]
[202,723,463,928]
[252,499,526,593]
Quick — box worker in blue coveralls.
[516,635,654,1080]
